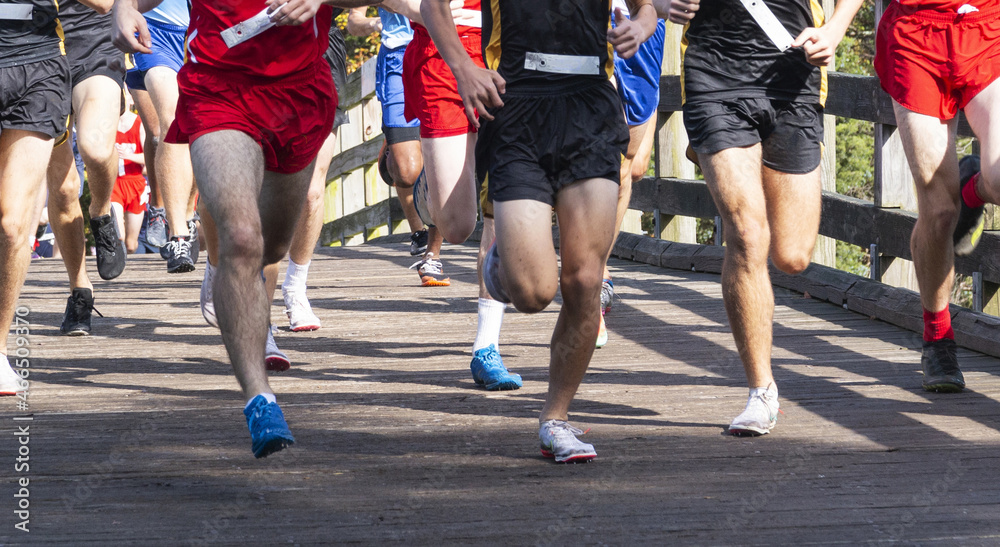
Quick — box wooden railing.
[320,46,999,355]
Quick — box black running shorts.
[324,26,350,130]
[477,81,628,206]
[66,30,127,89]
[0,56,71,140]
[683,98,823,175]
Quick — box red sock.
[923,307,954,342]
[962,172,985,208]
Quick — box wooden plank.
[327,136,384,181]
[320,198,404,246]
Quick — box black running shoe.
[60,288,102,336]
[953,155,984,257]
[409,229,428,256]
[165,236,195,273]
[921,339,965,393]
[187,218,200,265]
[90,212,126,280]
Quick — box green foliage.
[338,9,380,73]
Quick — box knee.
[510,284,556,314]
[393,157,423,189]
[0,214,32,251]
[771,247,812,275]
[559,266,604,305]
[724,215,771,263]
[77,136,115,168]
[219,226,264,266]
[438,214,476,244]
[629,160,648,184]
[304,184,324,213]
[918,202,959,237]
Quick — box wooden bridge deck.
[5,240,1000,545]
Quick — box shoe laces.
[543,420,590,441]
[167,238,191,260]
[284,290,313,315]
[69,292,103,319]
[409,253,443,274]
[94,221,118,252]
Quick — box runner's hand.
[792,26,836,67]
[608,8,644,59]
[111,0,152,54]
[266,0,324,26]
[453,64,506,129]
[654,0,699,25]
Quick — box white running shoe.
[0,355,27,396]
[539,419,596,463]
[201,261,218,328]
[265,325,290,372]
[729,385,780,436]
[283,288,321,332]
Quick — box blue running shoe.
[244,395,295,458]
[470,344,522,391]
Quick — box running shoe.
[482,242,511,303]
[600,278,614,314]
[200,262,218,328]
[187,218,201,265]
[409,253,451,287]
[378,140,393,186]
[60,288,101,336]
[409,229,428,256]
[0,355,26,396]
[470,344,522,390]
[413,169,434,227]
[165,236,195,273]
[146,205,168,248]
[921,339,965,393]
[729,385,779,436]
[283,288,321,331]
[596,311,608,348]
[266,326,291,372]
[90,211,126,280]
[954,155,984,256]
[539,420,596,463]
[244,394,295,458]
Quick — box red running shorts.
[403,28,484,139]
[165,61,336,174]
[111,174,149,215]
[875,2,1000,120]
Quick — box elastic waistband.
[890,1,1000,23]
[144,18,188,33]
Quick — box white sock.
[473,297,506,352]
[282,259,310,293]
[245,392,276,410]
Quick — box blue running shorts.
[126,19,186,90]
[376,44,420,144]
[613,19,666,126]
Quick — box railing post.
[655,22,696,244]
[813,0,837,268]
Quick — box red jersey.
[185,1,332,79]
[116,114,144,178]
[894,0,991,11]
[412,0,481,36]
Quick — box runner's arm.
[790,0,864,66]
[381,0,464,27]
[609,0,657,59]
[347,6,382,36]
[77,0,114,15]
[651,0,700,24]
[111,0,163,54]
[419,0,505,128]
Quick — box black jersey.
[59,0,110,35]
[0,0,64,68]
[682,0,825,104]
[481,0,614,93]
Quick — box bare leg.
[700,146,773,389]
[131,87,162,208]
[421,133,479,243]
[288,131,337,265]
[388,139,425,233]
[45,141,92,290]
[124,211,144,253]
[961,78,1000,205]
[73,77,121,220]
[146,67,193,239]
[1,131,54,352]
[604,114,657,278]
[893,102,960,314]
[190,130,312,400]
